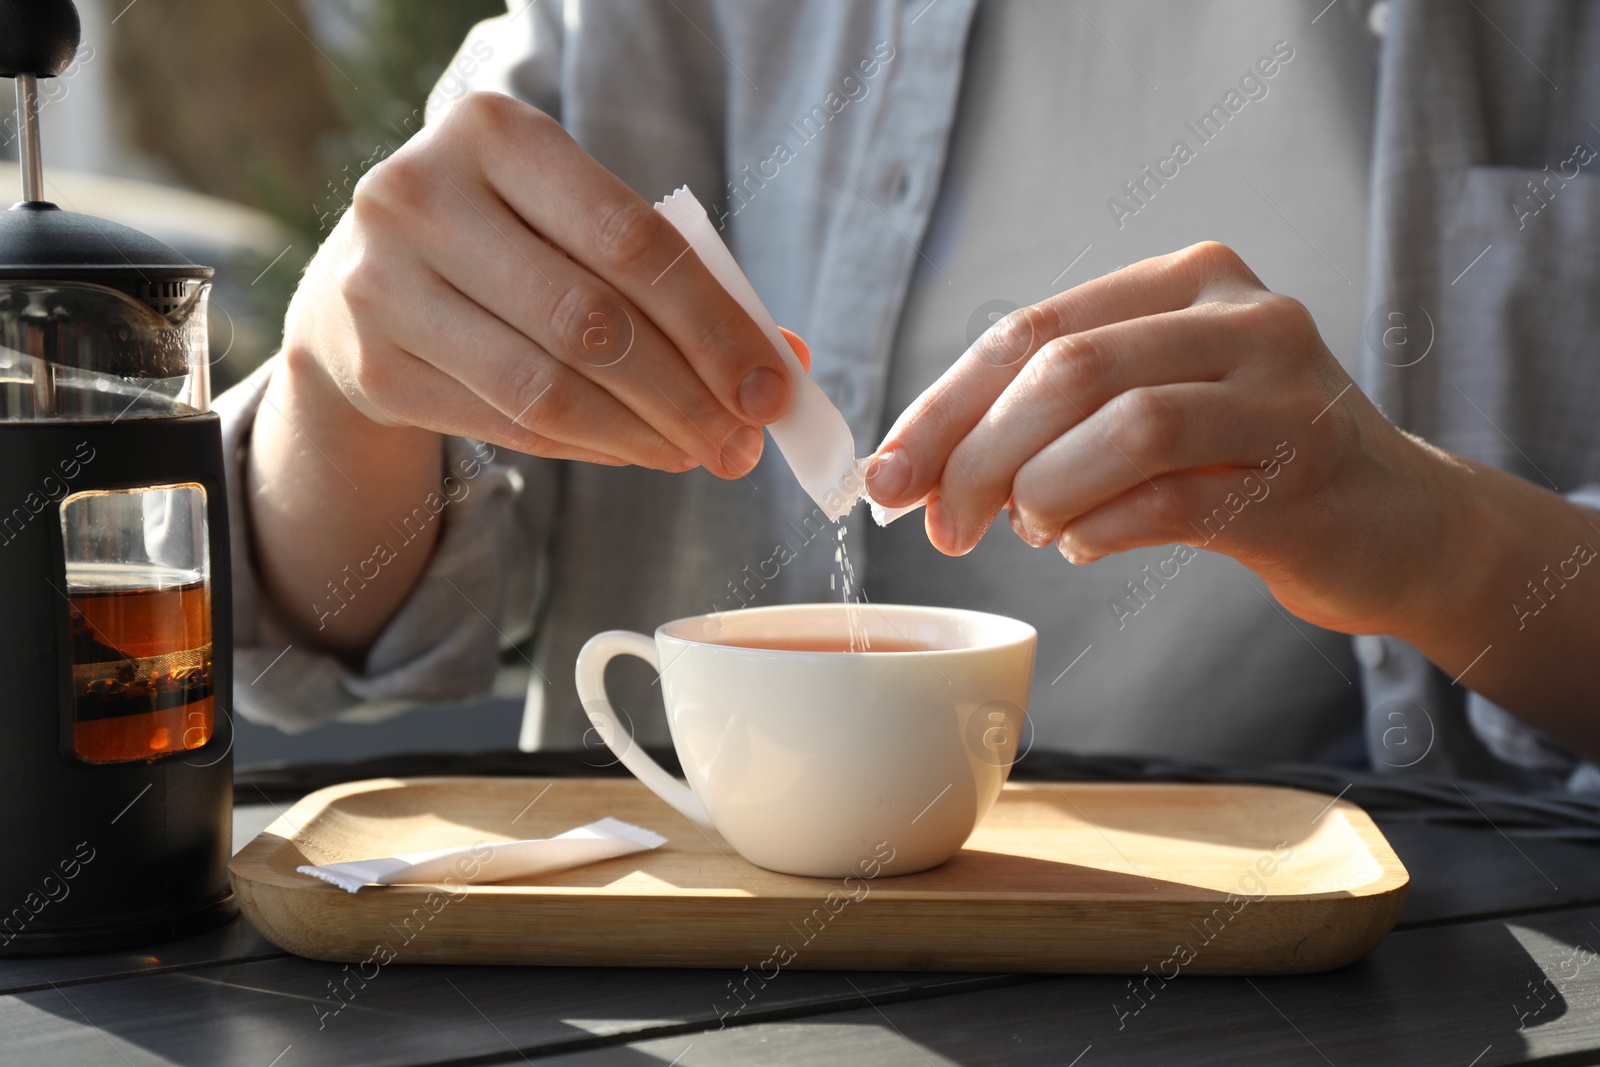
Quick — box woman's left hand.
[863,241,1463,637]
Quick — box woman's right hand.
[250,91,801,657]
[281,91,796,478]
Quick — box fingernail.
[738,366,788,423]
[865,449,911,502]
[722,424,764,474]
[1057,531,1093,564]
[927,497,963,555]
[1008,508,1028,541]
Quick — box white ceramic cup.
[574,603,1036,878]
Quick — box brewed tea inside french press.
[0,275,217,763]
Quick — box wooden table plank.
[0,959,1019,1066]
[0,915,282,996]
[1386,822,1600,928]
[6,902,1599,1067]
[535,905,1600,1067]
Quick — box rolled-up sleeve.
[217,357,550,733]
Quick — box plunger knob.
[0,0,81,79]
[0,0,79,204]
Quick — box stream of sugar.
[833,525,871,652]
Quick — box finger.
[1054,465,1283,565]
[779,327,811,373]
[868,241,1253,509]
[1004,381,1286,549]
[371,178,762,477]
[448,95,795,424]
[931,305,1250,554]
[352,341,640,468]
[344,276,696,471]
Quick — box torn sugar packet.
[654,186,917,526]
[849,458,925,526]
[296,817,666,894]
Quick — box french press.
[0,0,234,954]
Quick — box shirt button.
[884,163,912,205]
[1367,1,1390,37]
[1354,634,1386,669]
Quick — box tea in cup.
[574,603,1036,878]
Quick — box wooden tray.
[231,777,1408,975]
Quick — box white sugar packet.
[296,817,666,894]
[654,187,923,525]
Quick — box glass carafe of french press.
[0,0,234,954]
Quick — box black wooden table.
[4,753,1600,1066]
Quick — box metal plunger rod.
[15,73,43,203]
[15,72,49,412]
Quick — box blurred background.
[0,0,520,766]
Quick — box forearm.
[1389,443,1600,762]
[246,343,445,659]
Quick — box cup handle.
[574,630,713,827]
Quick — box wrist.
[1379,436,1515,653]
[274,338,440,465]
[249,342,446,656]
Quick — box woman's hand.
[282,91,797,478]
[253,91,803,656]
[864,241,1460,637]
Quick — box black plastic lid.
[0,201,213,282]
